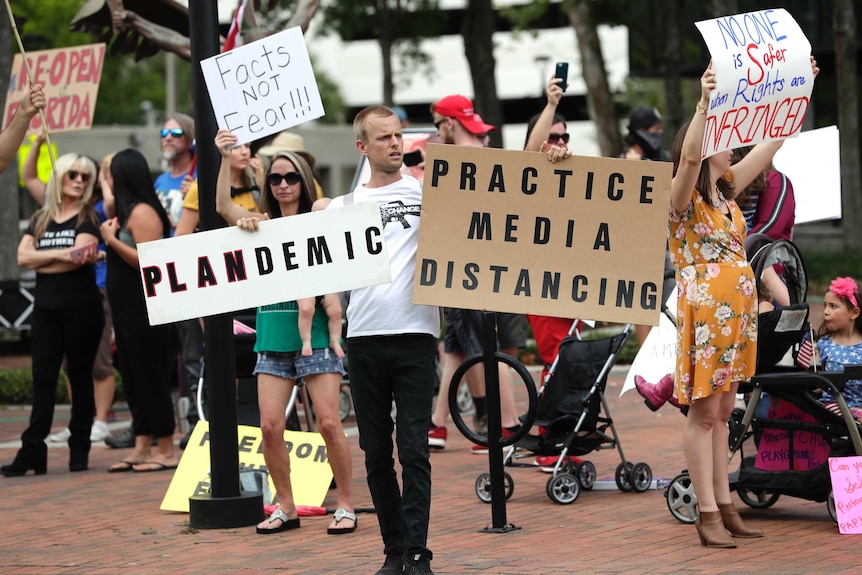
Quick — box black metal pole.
[481,311,518,533]
[187,0,263,528]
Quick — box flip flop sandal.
[256,508,301,534]
[327,508,357,535]
[107,460,139,473]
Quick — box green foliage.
[802,250,862,298]
[0,367,124,405]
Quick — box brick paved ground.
[3,308,860,574]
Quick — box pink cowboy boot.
[634,374,684,412]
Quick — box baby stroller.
[493,322,653,505]
[665,238,862,525]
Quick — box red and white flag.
[797,329,814,370]
[223,0,249,52]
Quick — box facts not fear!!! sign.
[413,144,672,326]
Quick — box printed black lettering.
[593,223,611,251]
[142,266,162,297]
[344,231,355,260]
[365,227,383,255]
[641,282,658,310]
[197,256,218,288]
[420,259,437,286]
[488,164,505,193]
[224,250,247,282]
[314,444,328,463]
[640,175,655,204]
[504,214,518,242]
[430,159,448,187]
[295,443,312,459]
[167,262,188,292]
[521,167,538,195]
[307,236,332,266]
[467,212,492,240]
[607,173,624,200]
[238,435,255,453]
[542,272,560,299]
[489,265,508,293]
[534,217,550,244]
[282,241,298,270]
[514,269,531,296]
[463,263,479,290]
[571,275,588,302]
[598,277,608,305]
[616,280,634,308]
[255,247,273,275]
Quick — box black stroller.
[492,323,653,505]
[665,237,862,524]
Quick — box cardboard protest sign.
[137,201,390,325]
[773,125,841,223]
[413,144,672,325]
[200,27,323,147]
[3,43,105,134]
[161,422,332,512]
[695,9,813,158]
[829,456,862,534]
[754,397,830,472]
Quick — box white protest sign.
[200,27,324,146]
[829,456,862,534]
[773,125,842,223]
[695,9,813,158]
[137,202,390,325]
[621,287,677,397]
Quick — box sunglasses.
[433,118,448,130]
[160,128,185,138]
[548,132,570,144]
[268,172,302,186]
[66,170,92,183]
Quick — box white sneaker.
[48,427,71,443]
[90,420,111,442]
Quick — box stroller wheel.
[546,472,581,504]
[828,490,838,524]
[665,472,697,524]
[577,460,597,490]
[631,462,653,493]
[615,462,634,492]
[474,472,514,504]
[736,486,780,509]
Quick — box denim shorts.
[253,347,346,380]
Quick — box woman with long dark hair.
[102,149,177,473]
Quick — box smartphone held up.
[555,62,569,92]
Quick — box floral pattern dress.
[669,183,758,404]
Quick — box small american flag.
[797,329,814,370]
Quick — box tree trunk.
[833,0,862,250]
[462,0,503,148]
[661,0,683,145]
[565,0,621,157]
[0,6,20,282]
[378,2,395,106]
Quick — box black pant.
[112,306,175,438]
[347,334,437,562]
[21,302,103,466]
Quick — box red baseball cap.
[432,94,496,135]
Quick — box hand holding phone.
[403,149,423,167]
[555,62,569,93]
[70,242,97,265]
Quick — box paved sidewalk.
[1,363,859,574]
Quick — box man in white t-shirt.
[327,106,439,575]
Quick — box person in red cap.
[429,94,496,145]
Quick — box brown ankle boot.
[696,508,737,548]
[719,503,764,538]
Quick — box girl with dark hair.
[102,149,177,473]
[213,129,355,535]
[2,154,104,477]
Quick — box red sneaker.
[427,425,447,449]
[471,428,515,454]
[535,455,582,472]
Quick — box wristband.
[696,102,708,115]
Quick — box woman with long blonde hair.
[2,154,104,477]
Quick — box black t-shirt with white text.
[25,215,102,309]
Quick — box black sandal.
[256,508,300,534]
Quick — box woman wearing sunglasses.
[214,129,355,535]
[3,155,104,477]
[102,149,177,473]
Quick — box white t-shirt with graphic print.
[327,174,439,338]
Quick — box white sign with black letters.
[200,26,324,146]
[137,202,390,325]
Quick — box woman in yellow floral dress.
[669,59,818,548]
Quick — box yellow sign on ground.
[160,421,333,512]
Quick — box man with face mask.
[622,107,669,162]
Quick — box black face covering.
[633,130,664,160]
